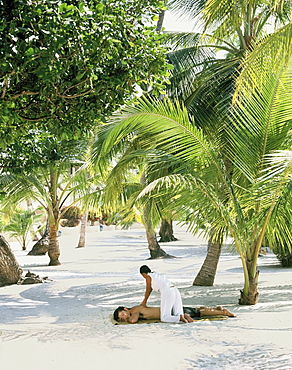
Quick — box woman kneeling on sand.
[137,265,235,324]
[140,265,192,323]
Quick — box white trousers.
[160,287,183,323]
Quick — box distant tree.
[76,209,88,249]
[274,244,292,267]
[91,147,174,258]
[159,218,177,243]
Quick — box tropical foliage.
[0,0,169,146]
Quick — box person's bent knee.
[161,315,180,323]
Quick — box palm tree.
[93,23,292,304]
[163,0,292,285]
[140,171,173,258]
[0,133,105,266]
[1,160,102,265]
[3,208,43,250]
[93,151,173,258]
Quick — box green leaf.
[96,3,104,12]
[25,47,34,55]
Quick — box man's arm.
[128,311,140,324]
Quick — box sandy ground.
[0,224,292,370]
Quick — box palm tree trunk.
[140,171,173,258]
[48,218,61,266]
[143,208,173,259]
[239,259,259,305]
[47,168,61,266]
[156,9,165,33]
[77,211,88,248]
[159,218,178,242]
[144,224,168,259]
[0,235,23,286]
[21,236,26,251]
[193,231,222,286]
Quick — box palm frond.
[226,23,292,181]
[167,0,206,24]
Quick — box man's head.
[113,306,130,322]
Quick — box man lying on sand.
[113,305,235,324]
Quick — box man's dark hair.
[140,265,151,274]
[113,306,126,322]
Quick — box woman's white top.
[149,272,173,293]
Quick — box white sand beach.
[1,224,292,370]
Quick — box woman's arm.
[140,275,152,306]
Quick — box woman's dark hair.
[113,306,126,322]
[140,265,151,274]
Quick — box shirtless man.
[113,305,235,323]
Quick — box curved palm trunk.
[239,259,259,305]
[77,211,88,248]
[159,218,178,242]
[194,156,232,286]
[0,235,23,286]
[193,237,222,286]
[140,172,174,258]
[143,208,173,259]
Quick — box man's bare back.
[130,306,160,320]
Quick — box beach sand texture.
[1,224,291,370]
